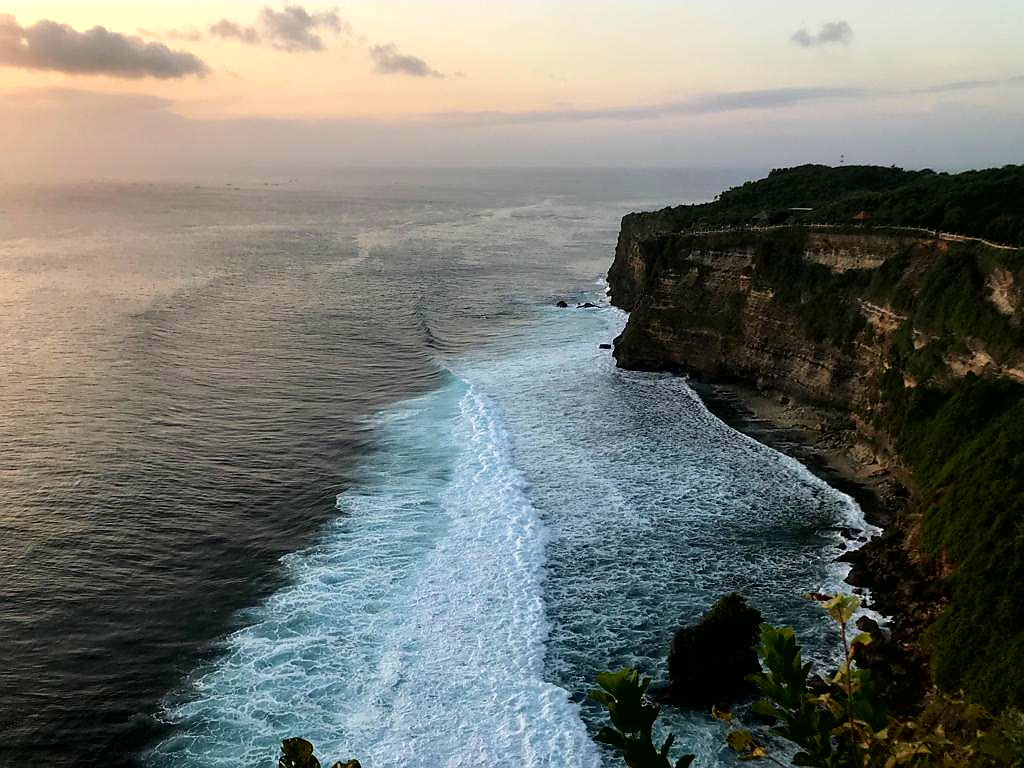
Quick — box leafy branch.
[589,667,695,768]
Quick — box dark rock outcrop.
[667,593,763,708]
[839,526,944,710]
[280,738,321,768]
[278,738,361,768]
[556,300,569,308]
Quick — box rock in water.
[556,300,569,308]
[577,302,598,308]
[667,593,763,708]
[279,738,320,768]
[599,343,612,350]
[279,739,361,768]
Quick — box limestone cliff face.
[608,222,1024,425]
[608,210,686,311]
[607,197,1024,714]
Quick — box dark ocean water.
[0,169,872,767]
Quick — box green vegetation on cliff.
[743,230,1024,709]
[636,164,1024,246]
[613,214,1024,712]
[883,374,1024,711]
[749,228,869,344]
[754,235,1024,709]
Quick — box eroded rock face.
[610,232,886,412]
[987,266,1020,316]
[801,232,903,272]
[667,593,763,709]
[607,224,1024,417]
[607,210,688,311]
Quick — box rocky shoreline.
[687,376,943,713]
[688,378,903,525]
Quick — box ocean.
[0,169,873,767]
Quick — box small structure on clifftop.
[667,593,763,709]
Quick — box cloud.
[369,43,443,77]
[912,74,1024,95]
[431,75,1024,126]
[3,83,1022,181]
[0,14,209,78]
[4,86,174,114]
[209,19,260,45]
[137,27,204,43]
[210,4,349,52]
[791,21,853,48]
[438,86,864,125]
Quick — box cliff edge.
[607,171,1024,713]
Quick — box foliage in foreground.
[593,595,1024,768]
[724,595,897,768]
[589,667,695,768]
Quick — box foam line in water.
[149,376,602,768]
[456,298,883,764]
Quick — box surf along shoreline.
[682,374,937,713]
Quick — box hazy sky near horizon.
[1,1,1022,178]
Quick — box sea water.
[150,297,873,767]
[0,169,873,767]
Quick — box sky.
[0,1,1022,178]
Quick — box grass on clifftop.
[636,164,1024,246]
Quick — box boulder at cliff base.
[667,592,763,708]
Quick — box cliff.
[608,217,1024,711]
[611,225,1024,404]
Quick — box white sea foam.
[456,298,879,762]
[152,288,879,768]
[150,377,602,768]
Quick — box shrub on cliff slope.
[886,375,1024,711]
[751,228,868,344]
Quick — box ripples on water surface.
[0,169,872,767]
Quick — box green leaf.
[660,732,676,758]
[750,700,784,719]
[593,726,627,750]
[851,632,873,647]
[726,729,754,752]
[711,704,733,722]
[822,594,860,625]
